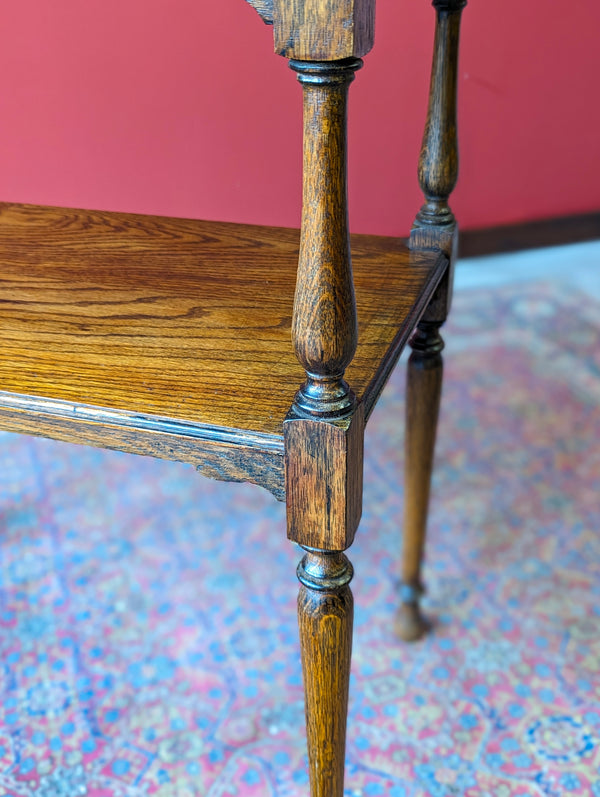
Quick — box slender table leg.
[396,319,443,641]
[297,549,353,797]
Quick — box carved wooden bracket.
[245,0,274,25]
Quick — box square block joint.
[273,0,375,60]
[284,404,364,551]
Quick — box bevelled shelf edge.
[361,250,449,421]
[0,392,286,501]
[0,246,447,502]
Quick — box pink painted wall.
[1,0,599,236]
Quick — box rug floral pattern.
[1,282,600,796]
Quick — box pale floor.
[455,239,600,296]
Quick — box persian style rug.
[1,281,600,797]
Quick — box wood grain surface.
[398,0,466,632]
[290,59,360,418]
[414,0,466,230]
[0,203,447,493]
[297,550,354,797]
[273,0,375,60]
[245,0,274,24]
[284,404,363,550]
[397,320,444,642]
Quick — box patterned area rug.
[1,281,600,797]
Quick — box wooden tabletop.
[0,203,447,441]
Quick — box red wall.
[1,0,599,236]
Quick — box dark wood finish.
[289,59,361,419]
[0,1,468,790]
[396,321,443,641]
[285,404,363,550]
[0,401,287,499]
[399,0,466,638]
[410,227,457,326]
[283,57,364,797]
[297,550,354,797]
[414,0,466,232]
[245,0,274,24]
[0,202,447,499]
[410,0,464,318]
[273,0,375,60]
[460,211,600,258]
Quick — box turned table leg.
[396,319,444,641]
[297,549,354,797]
[282,45,366,797]
[399,0,467,640]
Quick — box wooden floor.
[0,203,447,495]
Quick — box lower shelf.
[0,202,447,497]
